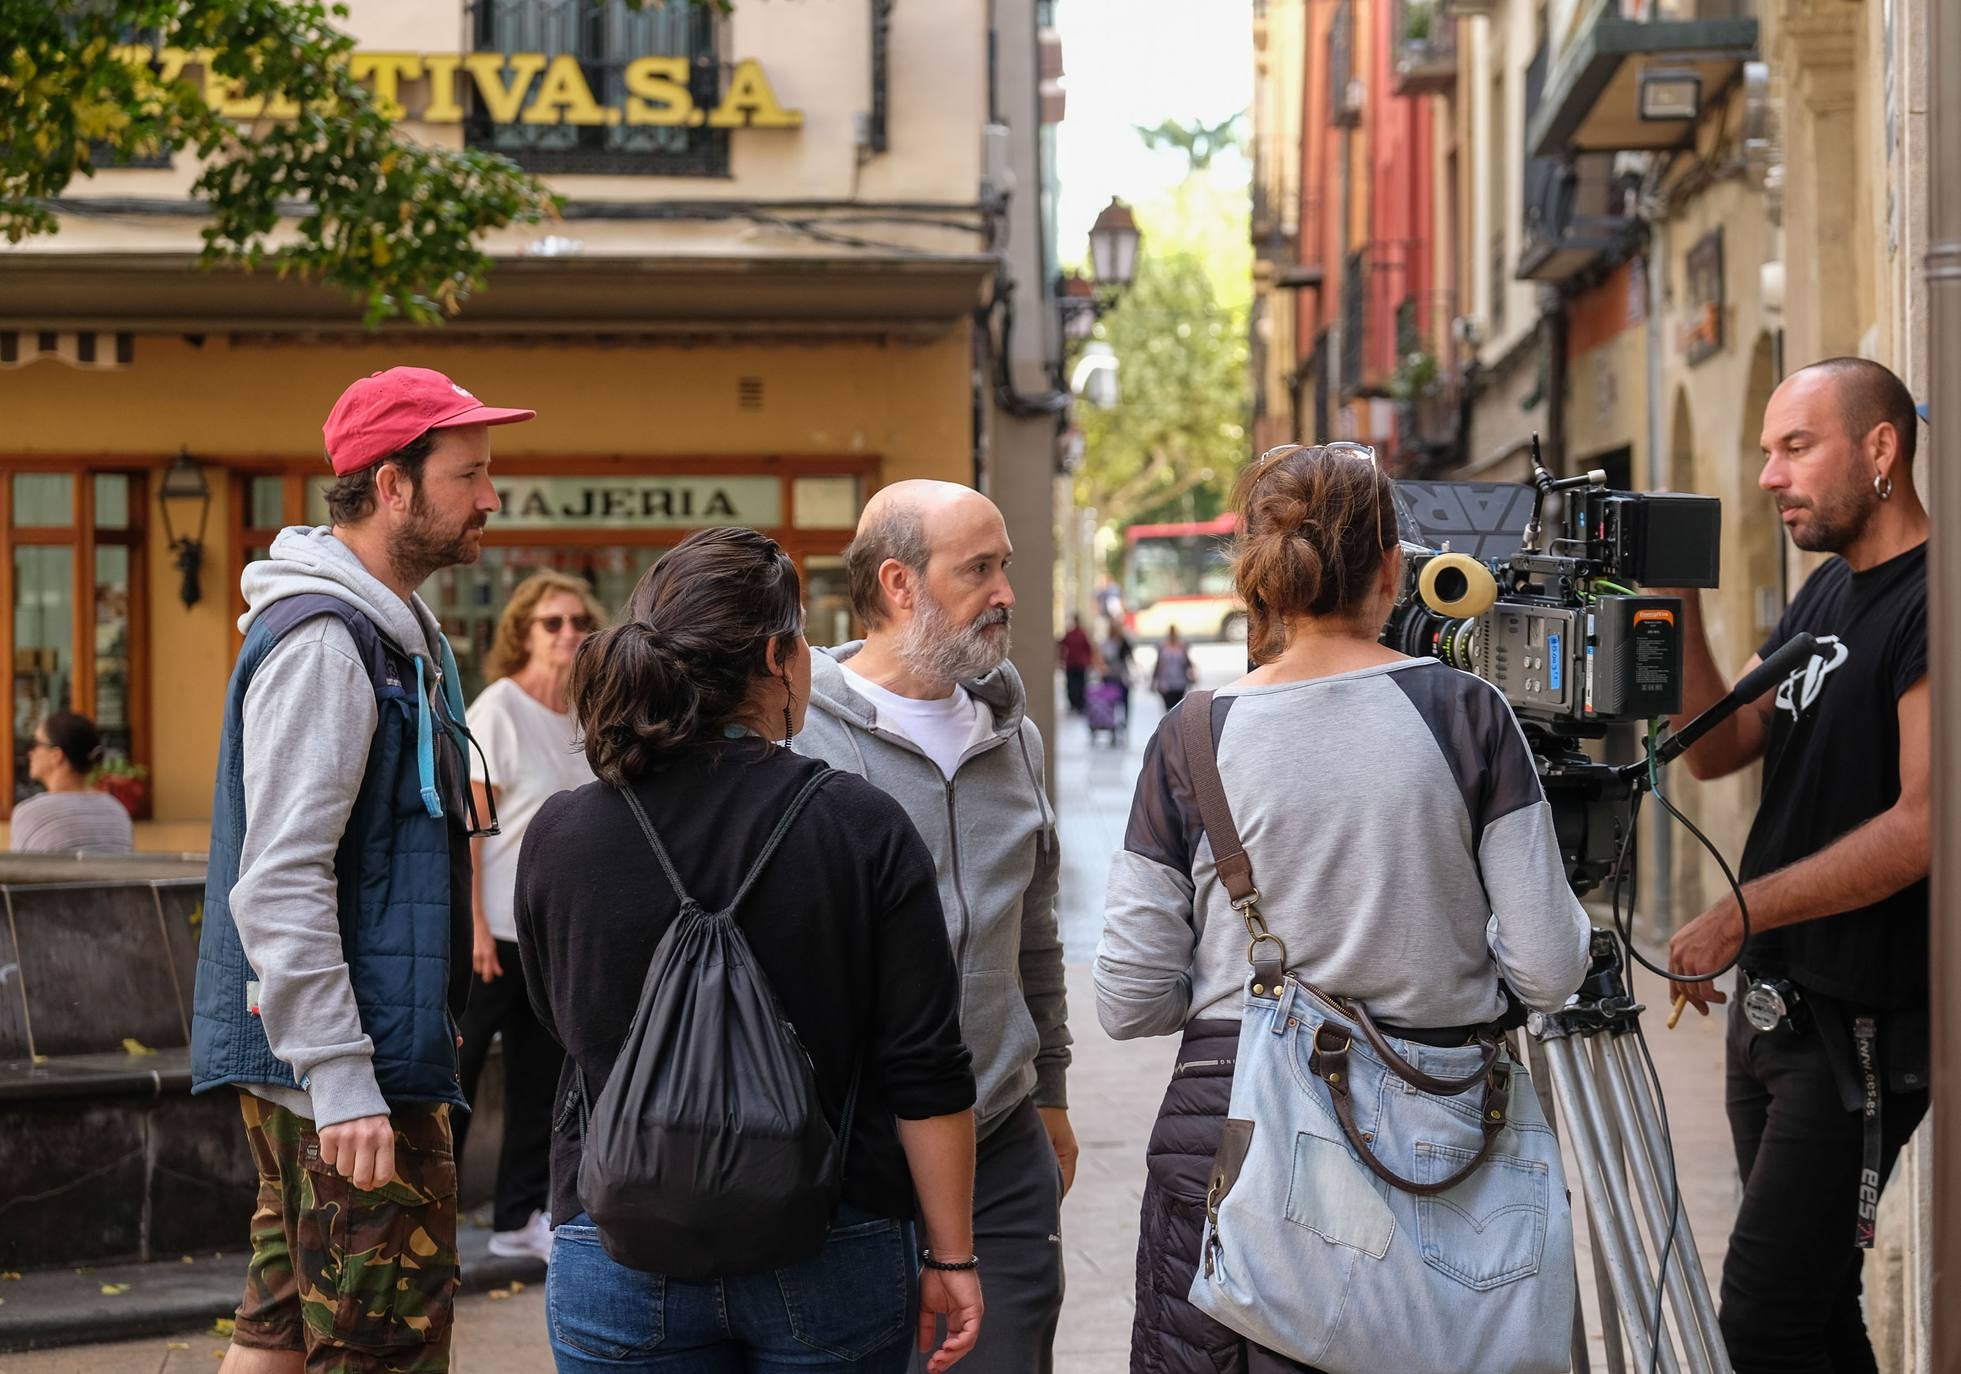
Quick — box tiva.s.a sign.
[116,48,802,129]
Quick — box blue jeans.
[546,1207,919,1372]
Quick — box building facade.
[1252,0,1935,1359]
[0,0,1068,841]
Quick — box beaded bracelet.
[921,1250,981,1272]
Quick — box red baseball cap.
[323,367,536,476]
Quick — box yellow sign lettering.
[622,56,695,126]
[707,59,802,129]
[421,54,465,123]
[350,53,424,121]
[108,47,802,134]
[464,52,548,124]
[522,54,608,126]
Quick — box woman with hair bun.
[10,710,134,855]
[515,526,985,1373]
[1097,444,1593,1373]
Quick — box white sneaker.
[486,1208,554,1264]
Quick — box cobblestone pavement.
[13,642,1749,1374]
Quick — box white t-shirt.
[840,662,992,780]
[467,676,596,941]
[8,789,134,855]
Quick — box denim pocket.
[777,1215,912,1360]
[1413,1143,1549,1291]
[547,1224,666,1359]
[1283,1131,1395,1259]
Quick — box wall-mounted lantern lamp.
[1637,68,1702,123]
[158,448,211,609]
[1087,197,1142,290]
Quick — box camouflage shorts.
[232,1090,460,1373]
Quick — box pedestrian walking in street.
[10,710,134,854]
[1151,624,1195,711]
[192,366,531,1374]
[1097,442,1591,1374]
[1059,615,1096,713]
[516,527,983,1374]
[1101,620,1137,729]
[798,480,1073,1374]
[1660,359,1932,1373]
[452,570,605,1265]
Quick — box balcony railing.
[465,0,730,177]
[1517,154,1640,282]
[1338,244,1422,399]
[1393,0,1457,96]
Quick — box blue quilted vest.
[191,594,473,1110]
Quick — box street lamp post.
[1057,196,1143,338]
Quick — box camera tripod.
[1521,931,1730,1374]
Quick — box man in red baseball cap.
[193,367,532,1374]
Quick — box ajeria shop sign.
[116,48,802,129]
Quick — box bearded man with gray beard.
[796,480,1073,1374]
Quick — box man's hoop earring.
[1875,472,1894,501]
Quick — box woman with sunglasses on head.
[10,711,134,855]
[1097,444,1593,1373]
[456,569,607,1263]
[516,527,982,1373]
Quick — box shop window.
[13,474,73,527]
[793,476,861,530]
[4,469,148,815]
[465,0,730,177]
[804,554,854,650]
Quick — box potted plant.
[1402,0,1436,46]
[90,754,149,817]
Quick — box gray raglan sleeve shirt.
[228,618,389,1128]
[1097,664,1592,1038]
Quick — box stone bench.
[0,855,506,1271]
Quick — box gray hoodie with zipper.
[229,526,454,1128]
[797,644,1069,1134]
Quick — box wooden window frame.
[0,462,153,821]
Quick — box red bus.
[1121,513,1244,642]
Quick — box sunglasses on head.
[533,614,597,635]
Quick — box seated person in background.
[11,712,134,855]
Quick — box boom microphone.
[1651,632,1819,767]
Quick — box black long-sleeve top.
[514,740,976,1226]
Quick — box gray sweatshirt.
[1098,659,1592,1038]
[796,645,1069,1133]
[229,526,451,1128]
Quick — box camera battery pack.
[1588,596,1682,718]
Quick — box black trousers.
[454,939,563,1233]
[1720,1004,1929,1374]
[1065,667,1089,713]
[913,1097,1064,1374]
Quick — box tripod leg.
[1603,1033,1732,1374]
[1585,1190,1629,1374]
[1529,1037,1605,1374]
[1541,1035,1682,1374]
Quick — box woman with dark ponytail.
[11,711,133,854]
[515,527,985,1374]
[1099,445,1593,1373]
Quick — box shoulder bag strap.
[1177,693,1510,1195]
[1176,691,1286,995]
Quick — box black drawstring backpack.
[574,769,861,1278]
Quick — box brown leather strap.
[1177,690,1254,904]
[1336,988,1500,1096]
[1309,1025,1511,1196]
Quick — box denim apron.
[1189,977,1574,1374]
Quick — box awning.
[0,251,997,340]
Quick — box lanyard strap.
[1852,1015,1882,1249]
